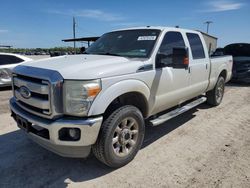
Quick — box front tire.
[92,105,145,168]
[206,76,225,106]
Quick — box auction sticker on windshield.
[137,36,157,40]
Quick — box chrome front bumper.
[9,98,103,158]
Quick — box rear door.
[186,33,210,96]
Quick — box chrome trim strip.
[13,77,49,94]
[15,101,50,119]
[15,90,50,109]
[13,66,63,83]
[10,97,51,125]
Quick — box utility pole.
[204,21,213,34]
[73,17,76,54]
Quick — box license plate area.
[16,115,31,132]
[12,112,50,140]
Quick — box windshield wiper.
[85,52,125,57]
[95,52,123,57]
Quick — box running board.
[149,97,207,126]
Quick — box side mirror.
[172,47,189,68]
[156,47,189,69]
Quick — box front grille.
[13,74,51,117]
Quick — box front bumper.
[9,98,103,158]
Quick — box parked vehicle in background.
[50,51,67,57]
[211,48,224,57]
[9,27,232,167]
[224,43,250,83]
[0,53,32,87]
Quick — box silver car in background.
[0,53,32,87]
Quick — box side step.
[149,97,207,126]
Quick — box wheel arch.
[219,69,227,80]
[103,91,149,120]
[88,79,150,118]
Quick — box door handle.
[188,67,191,73]
[206,64,208,69]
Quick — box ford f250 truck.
[9,27,232,167]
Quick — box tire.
[206,76,225,106]
[92,105,145,168]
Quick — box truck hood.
[22,54,144,79]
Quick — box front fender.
[88,79,150,116]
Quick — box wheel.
[92,105,145,168]
[206,76,225,106]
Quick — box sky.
[0,0,249,48]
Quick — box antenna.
[204,21,213,33]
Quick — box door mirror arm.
[155,53,168,68]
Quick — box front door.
[151,31,191,115]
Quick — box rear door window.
[0,55,24,65]
[186,33,205,59]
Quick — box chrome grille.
[12,66,64,119]
[13,75,51,117]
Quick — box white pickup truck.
[9,27,232,167]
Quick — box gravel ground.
[0,84,249,188]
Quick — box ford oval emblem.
[19,86,31,99]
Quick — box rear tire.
[92,105,145,168]
[206,76,225,106]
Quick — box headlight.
[63,80,101,116]
[0,69,11,80]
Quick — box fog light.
[59,128,81,141]
[69,128,80,139]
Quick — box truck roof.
[113,26,201,34]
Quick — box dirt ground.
[0,84,249,188]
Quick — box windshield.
[86,29,161,58]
